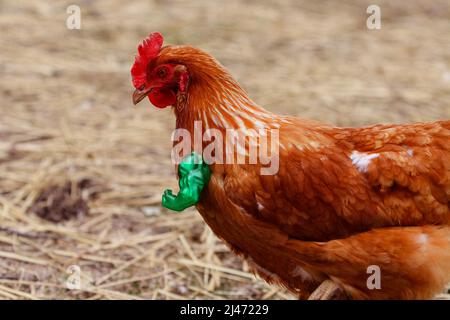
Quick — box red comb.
[131,32,164,88]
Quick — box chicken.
[131,32,450,299]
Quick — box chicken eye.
[157,67,168,79]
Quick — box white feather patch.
[291,266,314,281]
[350,151,380,173]
[417,233,428,245]
[257,202,265,211]
[407,149,414,157]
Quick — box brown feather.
[154,45,450,299]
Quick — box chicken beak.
[132,87,152,105]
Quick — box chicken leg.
[308,280,346,300]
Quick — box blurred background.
[0,0,449,299]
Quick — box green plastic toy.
[162,152,211,212]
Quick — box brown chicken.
[131,32,450,299]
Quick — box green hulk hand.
[162,152,211,212]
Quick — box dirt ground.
[0,0,449,299]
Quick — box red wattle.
[148,88,177,108]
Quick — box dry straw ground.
[0,0,449,299]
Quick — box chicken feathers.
[131,33,450,299]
